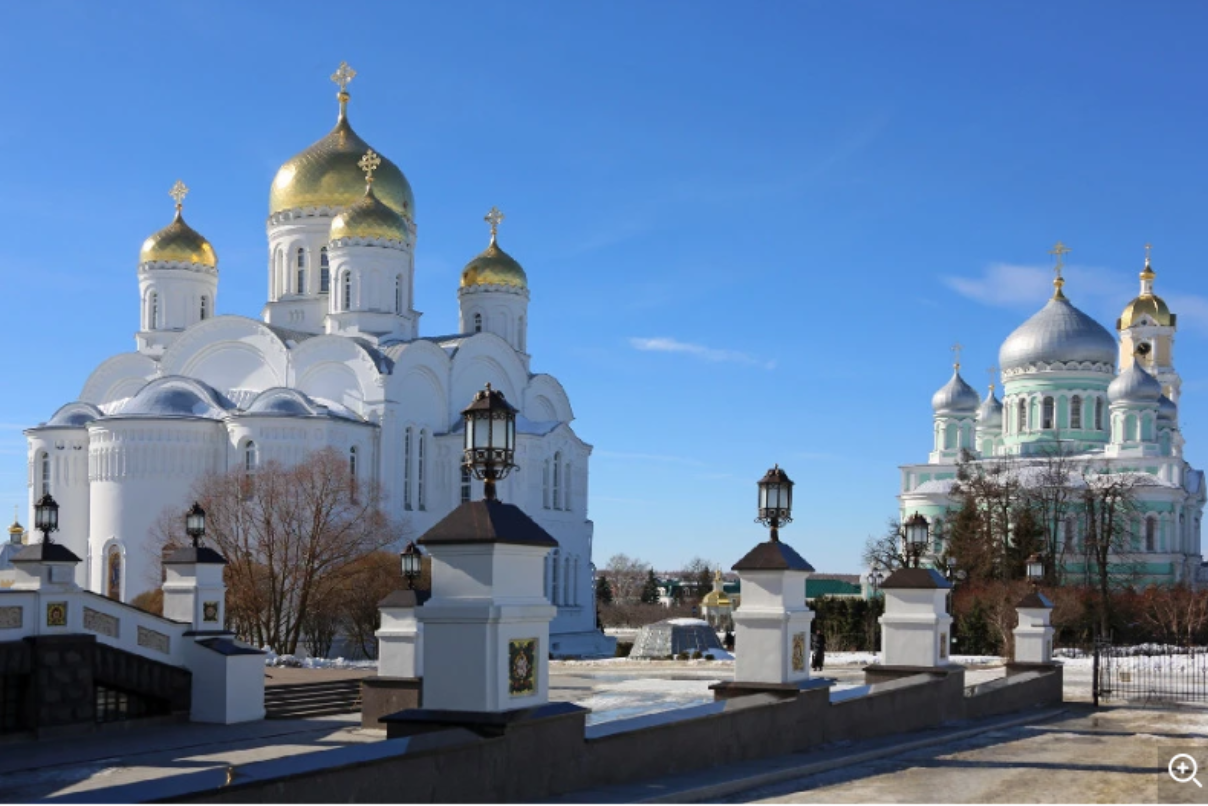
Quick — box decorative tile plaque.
[83,607,119,638]
[939,632,948,660]
[791,632,806,672]
[202,601,220,623]
[0,605,22,630]
[138,625,170,654]
[508,638,537,697]
[46,601,67,627]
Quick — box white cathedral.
[20,63,610,657]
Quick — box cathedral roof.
[1158,394,1178,424]
[977,388,1003,427]
[460,236,528,290]
[999,293,1116,372]
[1119,255,1175,329]
[270,65,414,219]
[329,182,408,243]
[931,368,980,415]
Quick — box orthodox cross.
[331,61,356,94]
[358,149,381,183]
[1048,241,1071,278]
[484,206,505,239]
[169,180,189,211]
[951,341,963,371]
[987,364,998,393]
[1144,242,1153,268]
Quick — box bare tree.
[680,556,716,604]
[1080,467,1142,635]
[1022,441,1078,585]
[150,448,403,654]
[862,518,906,573]
[605,554,650,605]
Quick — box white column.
[377,590,423,678]
[731,540,815,685]
[1013,592,1055,664]
[879,568,953,667]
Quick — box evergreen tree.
[596,575,613,605]
[640,569,661,604]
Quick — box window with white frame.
[39,451,50,497]
[552,452,562,510]
[542,460,550,509]
[1146,517,1157,552]
[395,275,403,314]
[1095,397,1104,430]
[149,292,159,330]
[1071,395,1082,429]
[564,461,572,511]
[1017,398,1027,432]
[200,295,209,321]
[1042,397,1055,430]
[320,248,330,293]
[473,313,482,333]
[403,427,413,511]
[418,431,427,510]
[342,272,352,311]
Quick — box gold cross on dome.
[951,341,963,371]
[484,206,505,238]
[987,364,998,391]
[331,61,356,93]
[1144,242,1153,267]
[1048,240,1071,275]
[169,179,189,209]
[358,149,381,183]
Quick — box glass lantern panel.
[474,417,491,449]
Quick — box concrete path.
[568,704,1206,804]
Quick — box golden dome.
[270,94,414,219]
[460,208,528,289]
[1118,253,1175,329]
[700,590,731,608]
[139,183,217,269]
[330,183,407,243]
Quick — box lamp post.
[755,465,793,541]
[33,493,59,545]
[869,567,885,597]
[462,383,518,502]
[902,512,929,569]
[400,540,422,590]
[1025,553,1044,591]
[185,501,206,549]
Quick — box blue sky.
[2,2,1207,573]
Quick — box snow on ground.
[262,648,377,670]
[575,678,721,725]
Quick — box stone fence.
[68,664,1062,803]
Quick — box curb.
[641,707,1069,803]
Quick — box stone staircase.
[264,679,362,719]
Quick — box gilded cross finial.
[484,206,505,241]
[1144,242,1153,268]
[169,180,189,211]
[331,61,356,94]
[987,365,998,393]
[1048,240,1070,298]
[951,341,963,372]
[358,149,381,184]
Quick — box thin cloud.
[629,337,776,370]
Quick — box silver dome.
[121,378,229,419]
[999,296,1116,372]
[977,390,1003,427]
[932,370,980,415]
[1107,363,1162,404]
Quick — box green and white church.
[899,245,1206,586]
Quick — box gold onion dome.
[330,151,407,243]
[460,207,529,290]
[139,181,217,269]
[1119,247,1174,329]
[270,62,414,219]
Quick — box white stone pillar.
[377,590,423,678]
[731,540,815,686]
[417,499,558,713]
[879,568,953,668]
[1013,590,1055,664]
[162,545,228,631]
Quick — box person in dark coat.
[723,629,735,652]
[811,631,826,671]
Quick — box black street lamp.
[185,502,206,549]
[903,512,929,569]
[869,567,885,596]
[34,493,59,544]
[1025,553,1044,589]
[755,464,793,542]
[462,383,518,502]
[400,540,422,590]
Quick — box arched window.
[551,549,560,605]
[552,452,562,510]
[1146,517,1157,552]
[39,451,50,497]
[542,460,551,509]
[319,248,330,293]
[395,275,403,314]
[242,441,256,498]
[1017,398,1027,433]
[341,272,352,311]
[519,315,526,352]
[200,295,209,321]
[296,249,306,295]
[149,292,159,330]
[473,313,482,333]
[1071,395,1082,430]
[1042,397,1055,430]
[403,427,413,511]
[107,545,122,601]
[564,460,572,511]
[417,431,427,511]
[461,466,471,504]
[563,555,573,606]
[1095,397,1104,430]
[349,446,358,501]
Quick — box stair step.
[265,702,361,719]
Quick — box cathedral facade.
[22,64,610,657]
[899,246,1206,586]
